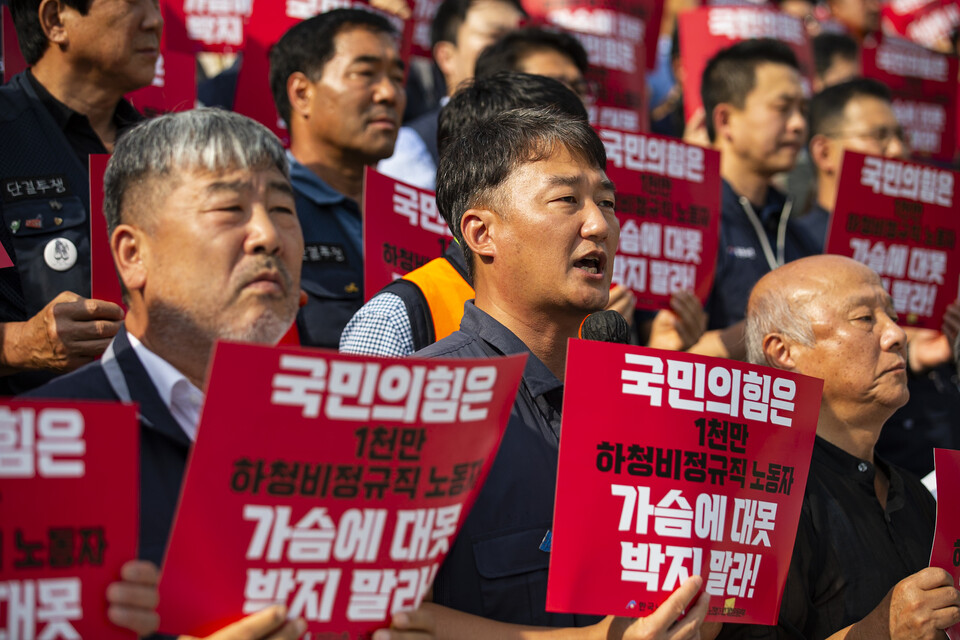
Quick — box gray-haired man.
[24,108,311,639]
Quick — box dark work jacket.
[23,326,191,569]
[416,302,602,628]
[407,106,440,167]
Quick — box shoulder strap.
[381,278,436,351]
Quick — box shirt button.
[858,462,869,473]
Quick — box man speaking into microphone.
[409,106,714,640]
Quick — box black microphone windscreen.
[579,309,630,345]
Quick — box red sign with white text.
[362,168,451,301]
[162,0,255,53]
[158,342,524,638]
[0,400,139,640]
[233,1,412,142]
[930,448,960,640]
[89,154,126,311]
[861,34,958,162]
[600,129,721,310]
[679,7,814,122]
[882,0,960,52]
[547,341,821,623]
[826,151,960,329]
[524,0,662,72]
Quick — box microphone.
[578,310,630,345]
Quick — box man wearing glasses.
[803,77,907,249]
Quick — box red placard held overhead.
[162,0,255,54]
[679,6,814,122]
[600,129,721,310]
[157,342,525,638]
[2,4,27,84]
[929,448,960,640]
[89,154,125,311]
[363,168,451,301]
[0,400,140,640]
[409,0,439,59]
[826,151,960,330]
[233,1,412,142]
[547,341,822,624]
[882,0,960,52]
[861,34,959,162]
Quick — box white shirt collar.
[127,334,204,442]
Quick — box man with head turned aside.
[716,254,960,640]
[0,0,163,393]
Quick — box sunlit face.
[302,25,406,164]
[443,0,524,93]
[789,260,909,421]
[829,0,881,36]
[724,63,807,177]
[517,47,588,103]
[833,95,909,159]
[481,146,619,321]
[137,166,303,345]
[60,0,163,93]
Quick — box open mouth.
[574,255,604,275]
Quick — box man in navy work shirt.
[269,8,406,349]
[0,0,160,393]
[689,39,819,361]
[414,106,714,640]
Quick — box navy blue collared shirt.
[795,201,830,253]
[416,302,601,628]
[706,180,819,330]
[289,153,364,349]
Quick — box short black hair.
[808,77,891,138]
[430,0,525,48]
[701,38,800,143]
[812,32,859,81]
[438,71,588,156]
[474,27,589,78]
[11,0,90,65]
[437,106,606,278]
[269,8,397,127]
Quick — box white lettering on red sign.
[393,183,450,237]
[621,356,797,426]
[876,40,949,81]
[271,357,497,423]
[346,566,436,622]
[860,156,954,207]
[907,5,960,49]
[0,578,82,640]
[707,8,805,45]
[243,568,341,622]
[602,131,705,183]
[0,408,85,479]
[577,33,635,73]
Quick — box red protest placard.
[600,129,721,310]
[930,448,960,640]
[362,167,451,301]
[861,34,959,163]
[524,0,662,72]
[882,0,960,52]
[0,400,139,640]
[157,343,525,638]
[826,150,960,329]
[162,0,255,54]
[409,0,438,59]
[89,154,125,311]
[124,48,197,116]
[679,6,814,122]
[2,4,27,84]
[234,1,412,141]
[547,341,821,624]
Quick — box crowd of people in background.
[3,0,960,638]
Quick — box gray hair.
[103,108,289,235]
[745,288,816,366]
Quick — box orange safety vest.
[402,256,475,343]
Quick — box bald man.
[717,255,960,640]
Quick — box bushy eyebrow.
[545,174,616,195]
[351,54,405,71]
[203,179,294,198]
